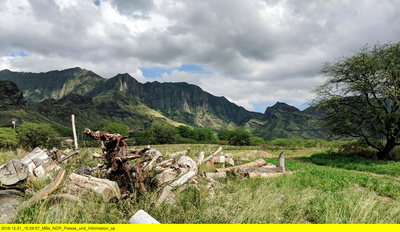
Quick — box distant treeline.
[0,122,353,150]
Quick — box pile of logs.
[0,127,290,223]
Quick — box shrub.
[16,123,60,149]
[0,127,18,149]
[150,123,177,144]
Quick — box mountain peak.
[264,102,300,114]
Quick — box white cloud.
[2,0,400,112]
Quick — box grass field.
[2,144,400,224]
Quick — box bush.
[150,123,177,144]
[17,123,60,149]
[227,129,253,146]
[0,127,18,149]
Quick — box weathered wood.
[215,158,267,173]
[17,168,65,210]
[211,155,225,164]
[169,148,191,158]
[67,173,121,202]
[225,157,235,166]
[279,151,285,172]
[93,152,104,159]
[197,151,205,165]
[71,114,78,150]
[58,150,79,163]
[237,166,282,174]
[202,146,223,163]
[247,171,293,179]
[204,172,227,180]
[0,159,29,186]
[128,209,160,224]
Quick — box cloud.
[1,0,400,112]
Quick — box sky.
[1,0,400,113]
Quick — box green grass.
[309,150,400,176]
[2,144,400,224]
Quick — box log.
[211,155,225,164]
[128,209,160,224]
[58,150,79,163]
[67,173,121,202]
[204,172,227,180]
[225,157,235,166]
[17,168,65,210]
[202,146,223,163]
[93,152,104,159]
[247,171,293,179]
[0,159,29,186]
[197,151,205,165]
[237,166,282,174]
[215,158,267,173]
[279,151,285,172]
[169,148,191,158]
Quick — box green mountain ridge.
[0,68,328,140]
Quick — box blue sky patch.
[93,0,100,6]
[140,64,207,78]
[9,50,28,57]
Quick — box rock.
[128,210,160,224]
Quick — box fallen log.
[202,147,223,164]
[237,166,282,174]
[203,172,227,180]
[247,171,294,179]
[58,150,79,163]
[66,173,121,202]
[168,148,191,158]
[197,151,205,165]
[17,168,65,210]
[215,158,267,173]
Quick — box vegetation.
[316,42,400,160]
[3,144,400,224]
[0,127,18,149]
[16,123,60,149]
[150,122,178,144]
[89,122,129,136]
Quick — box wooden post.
[71,114,78,150]
[279,151,285,172]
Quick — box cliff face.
[0,80,28,110]
[0,68,328,140]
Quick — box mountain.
[0,68,105,103]
[245,102,328,140]
[0,68,328,140]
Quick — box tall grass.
[3,144,400,223]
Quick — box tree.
[315,42,400,159]
[150,123,177,144]
[102,123,129,136]
[227,129,253,146]
[17,123,60,149]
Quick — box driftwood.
[1,147,61,186]
[202,147,223,163]
[168,148,192,158]
[0,159,29,186]
[197,151,205,165]
[17,168,65,210]
[203,172,227,180]
[215,158,267,173]
[58,150,79,163]
[66,173,121,202]
[247,172,292,179]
